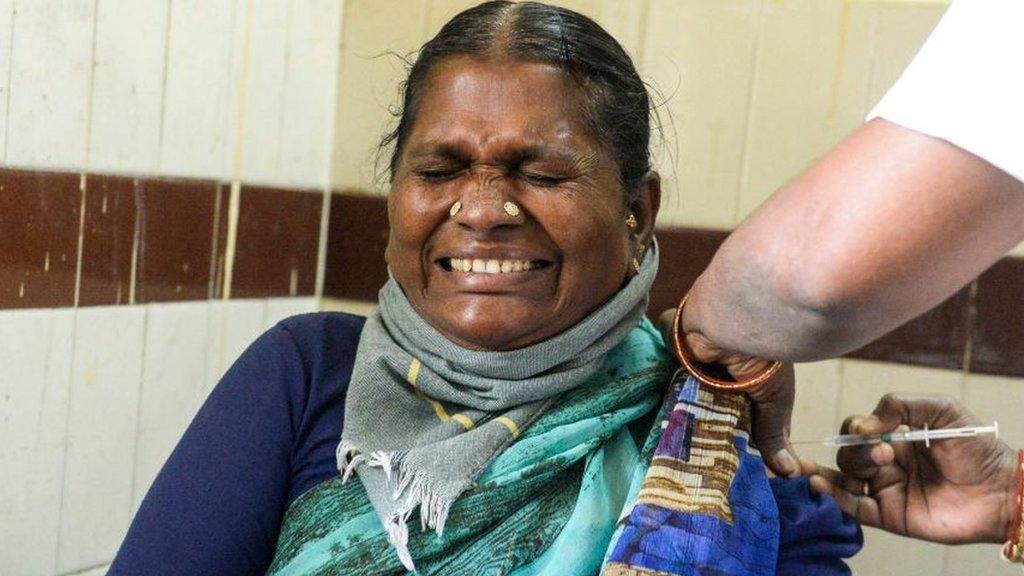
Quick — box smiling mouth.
[438,257,552,274]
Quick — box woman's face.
[386,56,658,350]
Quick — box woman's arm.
[108,325,312,576]
[683,118,1024,363]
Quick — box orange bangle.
[671,292,781,392]
[1001,449,1024,564]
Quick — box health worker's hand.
[658,308,800,479]
[803,394,1019,545]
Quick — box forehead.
[406,55,598,153]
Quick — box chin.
[433,300,557,351]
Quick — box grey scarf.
[338,241,659,571]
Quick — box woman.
[109,3,860,575]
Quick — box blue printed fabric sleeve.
[772,476,863,575]
[108,313,364,576]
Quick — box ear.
[629,171,661,248]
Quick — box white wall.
[0,297,319,576]
[0,0,341,188]
[0,1,341,574]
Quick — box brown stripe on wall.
[134,178,222,302]
[3,173,1024,379]
[971,259,1024,376]
[323,192,390,302]
[0,168,323,308]
[321,193,1024,378]
[0,168,80,308]
[232,185,322,298]
[79,174,136,306]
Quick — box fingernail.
[870,445,886,466]
[849,416,865,433]
[775,449,798,477]
[808,475,828,493]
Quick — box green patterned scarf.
[268,320,674,575]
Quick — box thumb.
[871,393,977,432]
[749,364,799,478]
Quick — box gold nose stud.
[449,201,462,217]
[504,201,521,217]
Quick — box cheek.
[551,207,631,281]
[386,186,441,278]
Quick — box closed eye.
[417,169,462,183]
[520,171,567,187]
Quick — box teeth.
[447,258,539,274]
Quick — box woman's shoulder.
[275,311,367,351]
[268,311,368,373]
[212,311,369,502]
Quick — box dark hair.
[380,1,655,203]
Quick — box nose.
[451,169,524,232]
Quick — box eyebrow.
[406,139,591,167]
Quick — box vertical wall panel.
[319,296,377,317]
[854,527,949,576]
[226,0,290,184]
[0,309,74,576]
[159,0,235,179]
[866,3,946,111]
[425,0,480,36]
[263,296,318,330]
[277,0,343,188]
[78,174,136,307]
[331,0,429,192]
[204,299,267,396]
[962,373,1024,460]
[87,0,169,173]
[945,542,1018,576]
[5,0,95,169]
[132,302,210,513]
[737,0,874,221]
[57,306,145,574]
[643,0,760,230]
[791,359,842,465]
[0,0,14,164]
[595,0,646,61]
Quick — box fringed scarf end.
[336,441,365,483]
[385,513,416,572]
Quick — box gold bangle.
[671,292,782,392]
[1001,449,1024,564]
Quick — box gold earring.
[625,213,637,229]
[449,201,462,217]
[632,242,646,274]
[504,201,520,217]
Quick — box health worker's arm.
[680,0,1024,365]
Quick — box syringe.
[799,422,1000,448]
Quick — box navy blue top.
[109,312,861,575]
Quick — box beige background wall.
[2,1,1020,575]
